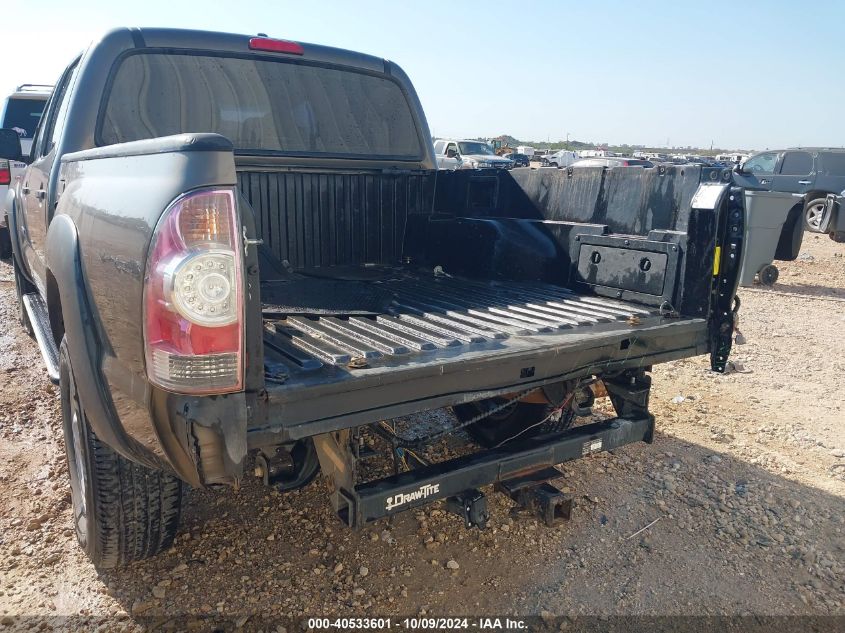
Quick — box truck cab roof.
[109,26,390,74]
[41,27,435,168]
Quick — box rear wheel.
[453,398,575,448]
[804,198,828,232]
[60,338,183,569]
[0,227,11,260]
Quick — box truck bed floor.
[264,273,649,366]
[256,271,706,438]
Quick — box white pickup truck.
[433,139,513,170]
[544,149,580,168]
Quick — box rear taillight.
[0,160,10,186]
[144,188,244,394]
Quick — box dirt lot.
[0,234,843,631]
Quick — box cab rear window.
[1,97,47,139]
[99,52,424,160]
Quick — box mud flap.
[819,195,837,234]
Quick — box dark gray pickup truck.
[0,27,744,569]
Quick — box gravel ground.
[0,233,843,631]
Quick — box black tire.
[0,227,11,260]
[830,231,845,243]
[453,399,575,448]
[12,257,34,337]
[758,264,779,286]
[804,198,828,232]
[60,339,183,569]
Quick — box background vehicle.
[434,138,513,169]
[1,28,743,570]
[544,149,579,168]
[502,152,530,167]
[571,157,654,168]
[433,139,462,170]
[716,153,749,165]
[734,148,845,237]
[0,85,51,259]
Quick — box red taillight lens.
[0,160,10,186]
[248,37,304,55]
[144,188,244,394]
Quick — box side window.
[446,143,458,158]
[779,151,813,176]
[44,61,80,155]
[33,59,79,159]
[30,93,57,160]
[819,152,845,176]
[744,152,778,175]
[28,109,46,161]
[433,140,445,154]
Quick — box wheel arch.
[45,215,165,471]
[804,190,830,205]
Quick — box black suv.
[734,148,845,235]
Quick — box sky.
[1,0,843,151]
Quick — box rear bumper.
[144,317,703,489]
[340,414,654,527]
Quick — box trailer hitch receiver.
[533,483,573,526]
[498,467,573,527]
[445,489,489,529]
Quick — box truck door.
[19,61,78,289]
[770,150,815,194]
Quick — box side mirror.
[733,162,747,174]
[0,128,23,162]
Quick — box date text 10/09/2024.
[306,618,529,630]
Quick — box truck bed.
[256,270,708,441]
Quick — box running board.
[335,415,655,527]
[22,294,60,384]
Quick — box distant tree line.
[484,134,749,156]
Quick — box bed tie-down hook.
[243,226,264,256]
